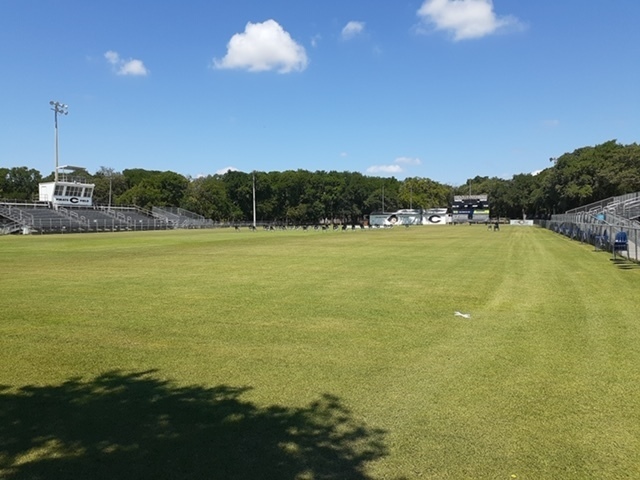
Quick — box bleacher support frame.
[540,191,640,263]
[0,202,173,235]
[152,206,214,229]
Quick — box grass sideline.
[1,226,639,479]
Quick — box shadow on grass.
[609,258,640,269]
[0,370,388,479]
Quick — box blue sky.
[1,0,638,185]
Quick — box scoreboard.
[451,195,490,223]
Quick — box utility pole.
[410,183,413,209]
[252,172,257,228]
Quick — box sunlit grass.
[1,226,639,478]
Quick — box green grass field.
[1,226,639,479]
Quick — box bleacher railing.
[152,206,214,228]
[567,192,640,219]
[540,212,639,262]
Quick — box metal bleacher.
[94,206,170,231]
[152,206,214,228]
[567,192,640,223]
[0,203,77,233]
[542,191,640,262]
[1,164,179,235]
[0,202,170,234]
[0,215,22,234]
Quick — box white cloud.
[342,21,365,40]
[105,50,120,65]
[104,50,148,76]
[119,59,148,76]
[417,0,522,41]
[367,156,422,176]
[367,165,403,174]
[216,166,240,175]
[394,156,422,166]
[214,19,308,73]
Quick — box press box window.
[66,186,83,197]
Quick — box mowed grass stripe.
[1,226,639,478]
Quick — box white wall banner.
[369,209,449,226]
[509,219,534,226]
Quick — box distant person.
[494,221,500,231]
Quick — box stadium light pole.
[50,101,68,183]
[252,171,257,228]
[108,173,113,210]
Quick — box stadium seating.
[0,203,169,234]
[543,191,640,262]
[614,231,628,253]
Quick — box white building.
[38,165,95,207]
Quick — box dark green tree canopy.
[4,140,639,220]
[0,167,42,201]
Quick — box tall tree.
[0,167,42,201]
[117,170,188,210]
[399,178,452,209]
[93,167,127,206]
[181,175,239,220]
[221,171,253,221]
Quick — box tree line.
[2,140,639,222]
